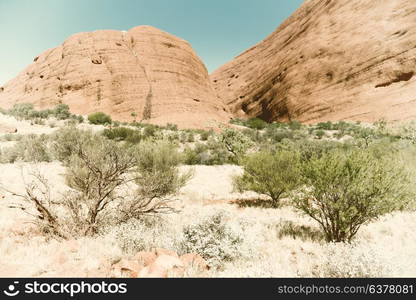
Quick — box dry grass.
[0,114,415,277]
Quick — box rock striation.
[211,0,416,124]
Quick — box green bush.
[316,121,333,131]
[233,150,301,205]
[293,148,411,242]
[200,130,212,141]
[288,121,303,130]
[121,141,192,219]
[7,103,35,120]
[52,104,71,120]
[246,118,268,130]
[315,130,326,139]
[218,128,254,163]
[102,127,142,144]
[88,112,112,125]
[51,127,94,163]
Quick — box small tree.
[233,150,301,206]
[88,112,112,125]
[64,136,136,235]
[293,149,410,242]
[218,128,253,163]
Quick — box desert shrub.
[51,127,95,163]
[218,128,254,163]
[187,132,195,143]
[0,133,23,142]
[183,140,233,165]
[52,104,71,120]
[288,120,303,130]
[7,132,190,238]
[88,112,112,125]
[314,129,326,139]
[166,123,178,131]
[246,118,268,130]
[6,103,75,121]
[7,103,36,119]
[120,140,192,219]
[316,121,333,131]
[313,243,390,277]
[142,124,158,138]
[1,134,50,163]
[110,217,178,255]
[180,211,243,269]
[64,136,137,235]
[102,127,142,144]
[233,150,301,205]
[200,130,212,141]
[277,139,348,162]
[73,115,84,123]
[264,127,295,143]
[293,148,410,242]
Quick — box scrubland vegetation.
[0,104,416,277]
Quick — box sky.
[0,0,304,85]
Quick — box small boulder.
[133,251,157,266]
[152,248,179,258]
[180,253,209,271]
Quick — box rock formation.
[211,0,416,124]
[0,26,230,129]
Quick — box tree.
[293,149,410,242]
[218,128,254,163]
[233,150,301,206]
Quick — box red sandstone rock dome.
[211,0,416,124]
[0,25,230,129]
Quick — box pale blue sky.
[0,0,304,85]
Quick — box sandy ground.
[0,113,415,277]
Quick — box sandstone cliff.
[211,0,416,123]
[0,26,230,128]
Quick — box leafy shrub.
[102,127,142,144]
[7,103,36,119]
[288,121,303,130]
[264,127,295,143]
[166,123,178,131]
[314,130,326,139]
[180,211,243,269]
[52,104,71,120]
[218,128,254,163]
[51,127,94,163]
[316,121,333,131]
[200,130,212,141]
[120,141,192,219]
[6,103,75,121]
[142,124,158,138]
[1,134,50,163]
[88,112,112,125]
[233,150,301,205]
[246,118,268,130]
[187,133,195,143]
[294,148,410,242]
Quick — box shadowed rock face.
[0,26,230,129]
[211,0,416,124]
